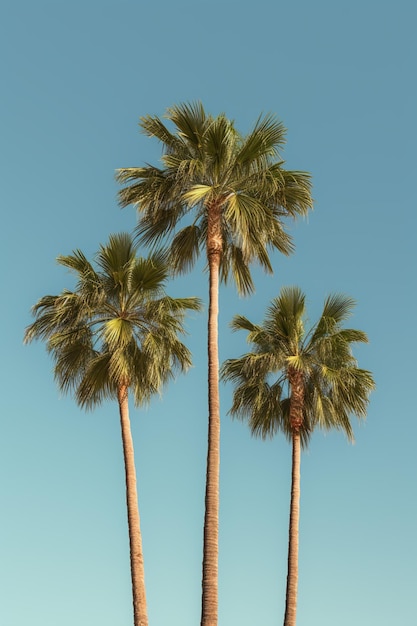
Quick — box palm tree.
[117,102,313,626]
[24,233,201,626]
[221,287,375,626]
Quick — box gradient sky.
[1,1,416,625]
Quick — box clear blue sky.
[1,1,416,625]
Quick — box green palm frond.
[102,318,133,349]
[275,286,306,321]
[266,217,294,257]
[220,244,254,296]
[169,225,202,274]
[155,294,202,315]
[134,211,182,248]
[182,184,213,206]
[76,352,115,409]
[57,249,95,277]
[286,354,307,370]
[263,288,306,350]
[202,114,236,175]
[139,115,184,153]
[166,101,207,149]
[96,232,135,276]
[116,166,154,185]
[224,193,271,245]
[54,336,95,393]
[129,251,169,299]
[310,294,356,342]
[229,314,258,334]
[271,169,313,218]
[236,113,286,165]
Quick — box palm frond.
[139,115,185,153]
[102,318,133,350]
[76,352,115,410]
[57,250,94,277]
[229,315,258,334]
[116,166,153,185]
[321,293,356,323]
[134,201,188,248]
[271,168,313,218]
[220,244,254,296]
[309,294,358,345]
[203,114,237,177]
[97,232,135,276]
[168,225,202,274]
[129,252,169,298]
[236,113,286,166]
[166,101,207,149]
[182,184,213,207]
[266,218,295,256]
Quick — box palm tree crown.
[222,286,375,445]
[117,102,313,294]
[24,232,201,626]
[24,232,201,407]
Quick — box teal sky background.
[1,1,416,625]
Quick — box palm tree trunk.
[284,369,304,626]
[118,384,148,626]
[201,204,222,626]
[283,431,301,626]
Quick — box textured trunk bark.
[201,202,222,626]
[283,369,304,626]
[283,432,301,626]
[118,384,148,626]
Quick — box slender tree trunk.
[118,384,148,626]
[284,369,304,626]
[283,432,301,626]
[201,203,222,626]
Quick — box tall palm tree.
[24,233,201,626]
[117,102,313,626]
[221,287,375,626]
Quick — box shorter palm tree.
[117,103,313,625]
[221,287,375,626]
[24,233,201,626]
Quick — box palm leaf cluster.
[222,287,375,446]
[117,102,312,295]
[24,233,201,408]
